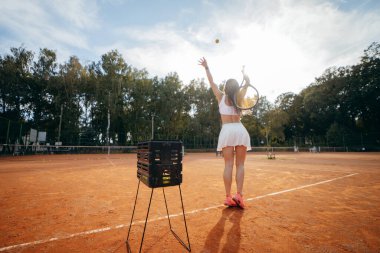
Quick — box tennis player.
[199,57,251,208]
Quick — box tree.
[353,42,380,133]
[1,42,378,148]
[30,48,58,130]
[97,50,130,145]
[0,46,34,120]
[51,56,85,144]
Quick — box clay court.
[1,152,380,253]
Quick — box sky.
[1,0,379,102]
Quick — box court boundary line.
[255,167,355,174]
[0,173,358,252]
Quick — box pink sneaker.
[224,196,237,207]
[232,193,246,209]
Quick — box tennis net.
[0,144,137,156]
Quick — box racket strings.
[235,85,259,110]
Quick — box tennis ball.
[215,38,220,44]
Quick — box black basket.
[137,140,183,188]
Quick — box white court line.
[0,173,358,252]
[255,167,352,174]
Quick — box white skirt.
[217,123,251,151]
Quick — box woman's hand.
[241,65,250,85]
[243,74,250,85]
[198,57,222,101]
[198,57,208,69]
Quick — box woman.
[199,57,251,208]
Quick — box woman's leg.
[222,146,234,196]
[235,145,247,195]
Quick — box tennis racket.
[234,66,259,110]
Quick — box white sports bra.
[219,94,239,115]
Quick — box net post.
[6,119,10,144]
[19,123,23,145]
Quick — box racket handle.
[243,74,250,85]
[241,65,251,85]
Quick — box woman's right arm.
[198,57,222,102]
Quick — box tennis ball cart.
[126,140,191,252]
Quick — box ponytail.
[224,79,241,112]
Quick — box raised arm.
[198,57,222,102]
[239,66,251,97]
[241,65,251,87]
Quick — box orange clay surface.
[1,152,380,253]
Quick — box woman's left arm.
[198,57,222,102]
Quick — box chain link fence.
[1,115,379,155]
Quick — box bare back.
[219,95,241,124]
[198,57,241,124]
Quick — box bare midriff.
[220,114,241,124]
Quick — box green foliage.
[0,46,34,119]
[278,42,380,147]
[0,43,379,148]
[326,122,348,146]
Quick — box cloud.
[1,0,379,102]
[114,23,203,82]
[114,0,380,101]
[0,0,99,62]
[46,0,100,29]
